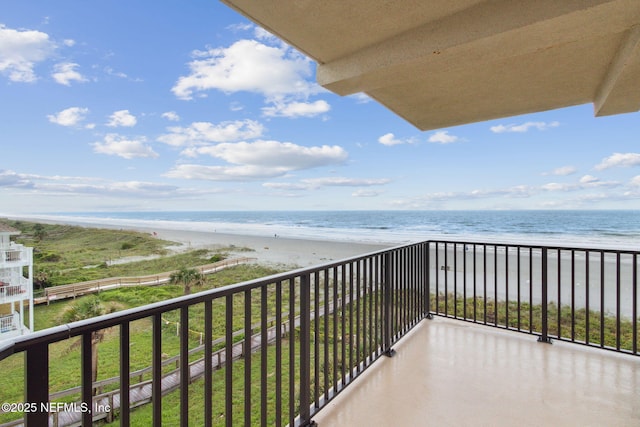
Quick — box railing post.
[25,343,49,426]
[152,314,163,427]
[425,242,433,319]
[383,252,396,357]
[180,307,189,427]
[120,323,130,427]
[299,273,314,425]
[538,247,552,344]
[82,332,94,426]
[243,289,252,427]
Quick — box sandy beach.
[150,227,392,268]
[7,216,394,269]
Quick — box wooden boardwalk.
[37,257,255,305]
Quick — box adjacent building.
[0,223,34,341]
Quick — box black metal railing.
[428,240,639,354]
[0,239,638,426]
[0,242,427,427]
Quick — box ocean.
[23,210,640,250]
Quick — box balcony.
[0,313,25,340]
[312,317,640,426]
[0,278,30,304]
[0,246,31,267]
[0,240,638,426]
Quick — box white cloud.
[102,181,177,195]
[92,134,158,159]
[490,121,560,133]
[107,110,137,127]
[167,140,348,182]
[392,185,540,208]
[468,185,535,198]
[579,175,599,184]
[262,182,309,191]
[253,27,279,43]
[47,107,90,127]
[104,66,130,80]
[172,39,319,100]
[428,130,460,144]
[574,193,616,203]
[542,182,573,192]
[393,174,631,208]
[0,24,56,82]
[161,111,180,122]
[264,176,390,191]
[393,185,539,209]
[378,133,422,146]
[226,23,280,45]
[352,189,381,197]
[196,140,347,169]
[544,166,576,176]
[378,133,404,146]
[595,152,640,170]
[52,62,86,86]
[40,180,179,197]
[0,167,194,200]
[165,164,287,181]
[542,175,618,192]
[226,23,254,33]
[158,119,264,147]
[0,169,36,188]
[349,93,372,104]
[302,177,390,187]
[262,100,330,118]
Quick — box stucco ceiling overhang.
[221,0,640,130]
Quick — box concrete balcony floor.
[312,317,640,427]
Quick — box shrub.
[37,252,62,262]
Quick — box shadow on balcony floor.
[312,317,640,426]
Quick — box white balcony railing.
[0,248,27,264]
[0,278,29,303]
[0,313,18,334]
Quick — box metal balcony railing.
[0,242,427,427]
[0,240,637,426]
[428,240,639,354]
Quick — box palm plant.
[61,296,113,395]
[169,267,205,295]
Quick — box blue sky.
[1,1,639,214]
